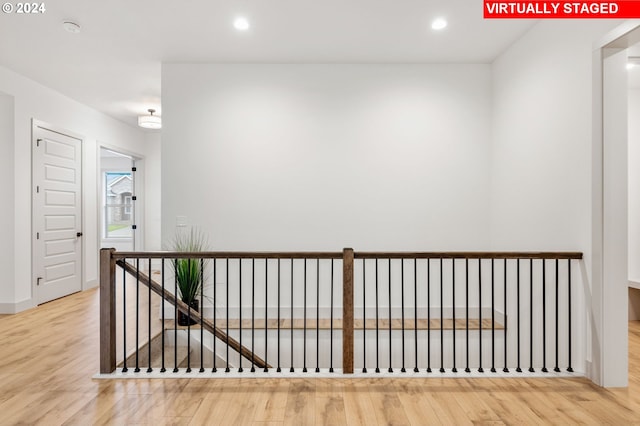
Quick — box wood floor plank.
[449,381,503,424]
[315,378,347,425]
[395,380,443,425]
[189,378,237,426]
[62,386,126,426]
[342,380,379,426]
[367,381,412,426]
[252,379,290,422]
[283,379,316,426]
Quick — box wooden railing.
[100,248,582,376]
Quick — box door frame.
[592,20,640,387]
[31,119,85,304]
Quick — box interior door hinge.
[37,277,42,286]
[132,195,137,201]
[36,138,42,147]
[132,224,137,230]
[36,232,40,240]
[36,186,39,193]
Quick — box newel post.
[343,248,354,374]
[100,248,116,374]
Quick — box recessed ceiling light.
[431,17,447,31]
[62,21,81,34]
[234,17,250,31]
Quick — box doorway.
[595,22,640,387]
[99,147,140,251]
[32,121,83,305]
[628,43,640,320]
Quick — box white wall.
[491,20,624,385]
[0,65,161,313]
[0,93,15,309]
[629,89,640,284]
[144,132,162,251]
[162,64,492,251]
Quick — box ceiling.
[0,0,537,127]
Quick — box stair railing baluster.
[147,258,153,373]
[503,259,509,373]
[401,258,406,373]
[529,258,534,373]
[303,258,307,373]
[452,258,457,373]
[135,258,140,373]
[186,257,192,373]
[427,258,431,373]
[290,258,294,373]
[277,258,282,373]
[174,258,178,373]
[251,258,255,373]
[542,259,548,373]
[330,259,334,373]
[225,259,230,373]
[388,258,393,373]
[200,258,204,373]
[238,259,243,373]
[568,259,573,372]
[554,258,560,373]
[491,258,495,373]
[316,258,320,373]
[440,257,444,373]
[363,259,367,373]
[414,258,418,373]
[161,258,165,373]
[265,259,269,373]
[478,258,483,373]
[213,258,217,373]
[122,258,128,373]
[465,258,470,373]
[375,259,380,373]
[516,258,521,373]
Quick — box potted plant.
[170,227,209,326]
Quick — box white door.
[32,124,83,304]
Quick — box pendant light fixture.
[138,109,162,129]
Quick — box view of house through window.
[104,171,133,239]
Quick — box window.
[104,172,134,239]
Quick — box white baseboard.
[84,279,98,290]
[585,360,593,380]
[0,298,35,314]
[94,368,585,380]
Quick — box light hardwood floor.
[1,288,640,425]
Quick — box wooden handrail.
[354,252,583,259]
[115,259,271,370]
[111,251,583,260]
[112,251,343,260]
